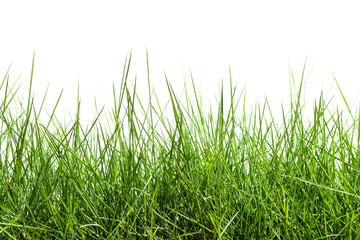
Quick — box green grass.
[1,52,360,239]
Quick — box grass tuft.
[1,53,360,239]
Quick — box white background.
[1,1,360,128]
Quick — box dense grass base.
[1,54,360,239]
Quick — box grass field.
[1,53,360,239]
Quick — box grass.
[1,52,360,239]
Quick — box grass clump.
[1,52,360,239]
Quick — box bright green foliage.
[1,53,360,239]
